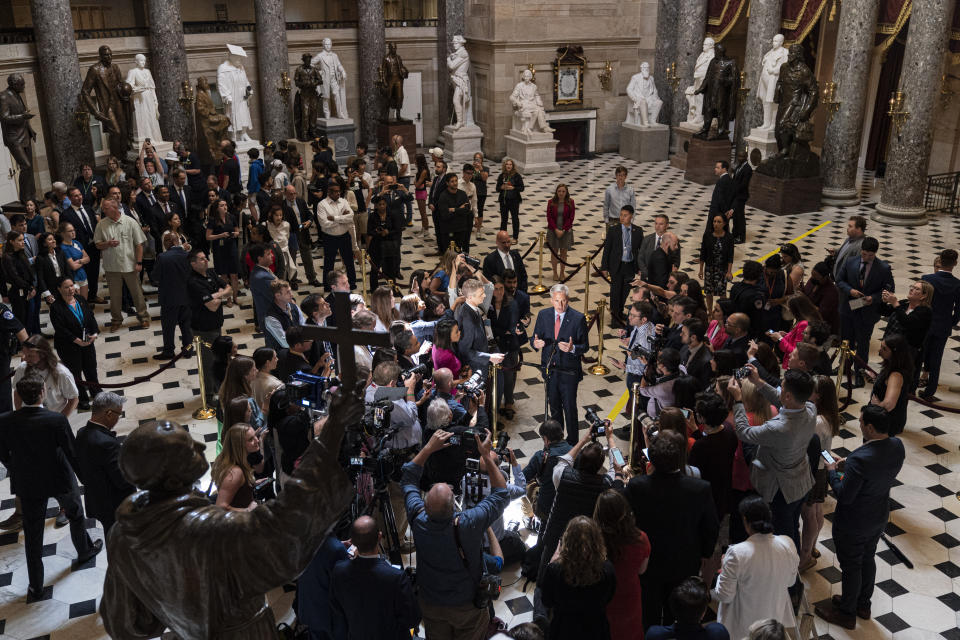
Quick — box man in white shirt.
[603,166,636,226]
[317,180,356,290]
[392,135,413,226]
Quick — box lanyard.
[68,300,83,325]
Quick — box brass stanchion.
[531,231,548,293]
[192,335,216,420]
[448,240,460,253]
[629,381,640,469]
[589,300,610,375]
[835,339,850,396]
[359,248,369,303]
[584,259,595,323]
[491,361,500,445]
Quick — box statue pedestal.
[442,124,483,166]
[504,129,559,174]
[684,137,731,185]
[669,123,699,170]
[619,123,669,163]
[744,128,779,168]
[316,117,357,166]
[748,172,822,215]
[233,138,261,183]
[289,139,316,174]
[376,120,416,165]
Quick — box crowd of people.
[0,139,956,640]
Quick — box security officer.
[728,259,767,336]
[0,300,28,414]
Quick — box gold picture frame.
[553,44,585,106]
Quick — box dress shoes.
[814,600,857,630]
[854,372,865,388]
[73,539,104,568]
[54,509,69,528]
[77,400,90,412]
[0,511,22,531]
[308,280,322,288]
[26,586,47,603]
[153,352,175,361]
[832,594,870,620]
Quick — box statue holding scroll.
[510,69,554,135]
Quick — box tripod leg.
[378,489,404,567]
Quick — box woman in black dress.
[205,198,240,304]
[34,232,69,309]
[49,276,101,410]
[495,157,524,241]
[698,213,735,311]
[760,254,788,332]
[869,333,914,436]
[365,194,404,290]
[1,231,36,325]
[881,280,933,390]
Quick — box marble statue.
[294,53,322,141]
[757,34,789,131]
[684,37,715,126]
[99,384,364,639]
[81,45,133,158]
[694,42,739,140]
[311,38,349,120]
[447,35,475,129]
[195,77,231,163]
[625,62,663,126]
[0,74,37,203]
[125,54,163,143]
[217,45,254,142]
[510,69,554,135]
[758,44,820,179]
[378,42,409,122]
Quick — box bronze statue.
[294,53,322,142]
[81,45,133,158]
[693,42,739,140]
[194,76,231,165]
[757,44,820,179]
[0,74,37,202]
[378,42,409,122]
[99,383,364,639]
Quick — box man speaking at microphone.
[531,283,589,445]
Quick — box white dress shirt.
[317,197,355,237]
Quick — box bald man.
[430,367,468,424]
[645,231,678,289]
[482,231,529,292]
[281,183,320,286]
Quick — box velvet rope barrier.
[75,346,191,388]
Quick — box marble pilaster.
[437,0,466,136]
[358,0,386,147]
[738,0,782,155]
[653,0,678,126]
[29,0,94,181]
[253,0,292,143]
[874,0,953,226]
[671,0,708,126]
[146,0,192,146]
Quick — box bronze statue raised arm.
[378,42,409,122]
[81,45,133,158]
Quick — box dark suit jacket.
[455,303,490,372]
[731,161,752,213]
[601,223,644,276]
[685,344,714,389]
[330,556,421,640]
[482,248,529,292]
[836,256,894,322]
[530,307,589,380]
[488,298,521,353]
[646,247,673,289]
[74,421,134,522]
[135,191,165,244]
[282,197,315,230]
[34,249,70,297]
[0,406,81,499]
[168,184,191,217]
[922,270,960,336]
[250,265,278,326]
[828,436,904,536]
[61,205,99,248]
[638,234,680,278]
[49,295,99,351]
[623,471,719,581]
[151,246,193,308]
[709,173,735,218]
[722,335,749,362]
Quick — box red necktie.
[554,314,561,340]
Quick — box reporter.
[211,424,261,511]
[49,277,101,411]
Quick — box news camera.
[286,371,338,415]
[462,254,481,269]
[585,407,606,439]
[457,370,486,398]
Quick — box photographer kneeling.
[402,429,509,640]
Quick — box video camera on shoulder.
[457,370,486,398]
[286,371,339,414]
[585,408,606,439]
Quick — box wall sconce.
[597,61,613,91]
[940,74,956,110]
[665,62,680,92]
[73,97,90,131]
[527,63,536,81]
[178,80,195,110]
[278,71,291,102]
[887,90,910,138]
[737,71,750,104]
[822,81,840,123]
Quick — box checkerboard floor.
[1,155,959,639]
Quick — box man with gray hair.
[75,391,134,536]
[94,198,149,331]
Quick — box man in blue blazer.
[815,405,904,630]
[330,516,421,640]
[151,234,193,359]
[919,249,960,399]
[531,283,589,444]
[248,243,278,330]
[835,236,894,387]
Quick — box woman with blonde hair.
[369,285,397,332]
[428,247,458,294]
[495,157,524,241]
[217,355,266,452]
[104,155,126,186]
[540,516,617,640]
[881,280,933,384]
[546,183,575,280]
[211,424,261,511]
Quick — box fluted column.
[146,0,193,145]
[437,0,465,135]
[874,0,953,226]
[253,0,292,143]
[671,0,708,126]
[358,0,385,147]
[653,0,678,125]
[737,0,782,154]
[29,0,94,181]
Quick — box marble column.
[437,0,465,136]
[358,0,385,147]
[253,0,292,143]
[29,0,94,181]
[874,0,953,226]
[672,0,708,126]
[653,0,678,126]
[146,0,193,146]
[737,0,782,154]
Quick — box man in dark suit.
[645,231,679,290]
[167,168,191,218]
[919,248,960,399]
[75,391,134,536]
[601,205,644,327]
[427,159,448,255]
[482,231,529,293]
[330,516,421,639]
[282,184,319,287]
[681,318,713,389]
[721,312,751,363]
[0,376,102,599]
[531,283,590,445]
[455,277,505,373]
[730,151,752,243]
[134,177,165,253]
[835,236,894,388]
[637,214,680,280]
[707,160,734,233]
[623,429,719,629]
[249,243,278,330]
[151,234,193,359]
[62,185,103,302]
[814,405,905,630]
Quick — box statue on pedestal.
[378,42,409,122]
[510,69,554,135]
[693,42,738,140]
[125,54,164,143]
[311,38,349,120]
[0,74,37,203]
[81,45,133,158]
[757,34,788,131]
[683,37,715,126]
[195,77,231,163]
[625,62,663,126]
[447,35,475,129]
[294,53,322,141]
[217,44,254,142]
